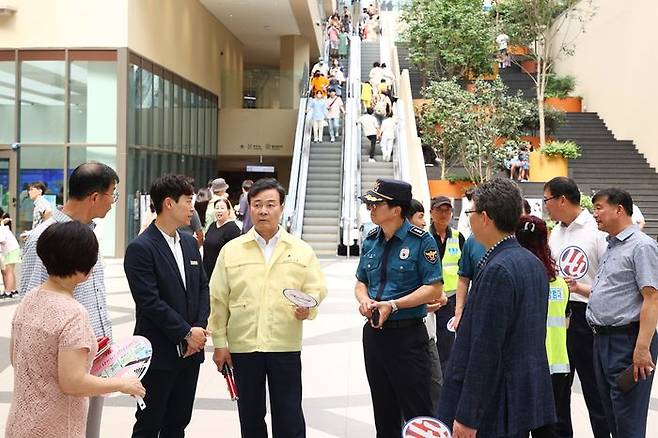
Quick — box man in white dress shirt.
[543,177,611,438]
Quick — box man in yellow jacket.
[208,178,327,438]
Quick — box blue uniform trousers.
[592,327,658,438]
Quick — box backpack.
[374,98,387,116]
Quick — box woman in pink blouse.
[6,222,145,438]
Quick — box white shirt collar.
[254,227,282,263]
[157,226,180,245]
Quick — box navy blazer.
[437,238,556,436]
[124,222,210,370]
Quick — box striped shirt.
[19,209,112,339]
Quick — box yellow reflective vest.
[441,227,461,296]
[546,277,570,374]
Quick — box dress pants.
[232,351,305,438]
[528,373,572,438]
[555,302,610,438]
[435,295,456,374]
[593,328,658,438]
[132,363,200,438]
[363,322,433,438]
[367,135,377,158]
[428,337,443,416]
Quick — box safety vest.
[441,227,461,296]
[546,277,570,375]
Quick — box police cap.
[359,178,412,204]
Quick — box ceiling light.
[0,5,17,16]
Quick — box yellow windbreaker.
[208,227,327,353]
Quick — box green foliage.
[545,74,577,98]
[401,0,495,80]
[446,175,475,183]
[520,102,565,135]
[541,140,581,159]
[420,78,527,183]
[580,194,593,213]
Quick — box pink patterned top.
[6,288,98,438]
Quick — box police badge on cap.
[359,179,412,204]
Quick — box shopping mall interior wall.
[0,0,128,47]
[552,0,658,168]
[127,0,244,111]
[218,109,297,156]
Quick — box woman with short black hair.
[6,221,145,438]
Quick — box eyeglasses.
[464,209,480,216]
[103,190,119,204]
[542,195,558,204]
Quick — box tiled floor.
[0,258,656,436]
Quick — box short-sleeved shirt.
[7,288,97,438]
[32,196,52,229]
[549,209,607,304]
[359,114,379,136]
[458,235,487,279]
[587,225,658,327]
[308,97,328,120]
[326,96,344,119]
[356,219,443,320]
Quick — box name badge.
[190,260,199,266]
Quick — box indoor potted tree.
[529,140,581,181]
[520,101,565,148]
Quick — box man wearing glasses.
[543,177,611,438]
[355,178,444,437]
[19,162,120,438]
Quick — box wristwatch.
[389,300,399,313]
[184,329,192,340]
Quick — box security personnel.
[428,196,465,373]
[354,179,444,438]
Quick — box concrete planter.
[529,150,568,182]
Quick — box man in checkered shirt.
[19,162,119,438]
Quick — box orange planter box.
[508,45,529,55]
[429,179,475,198]
[544,97,582,113]
[529,151,568,182]
[520,59,537,74]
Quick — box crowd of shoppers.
[359,59,397,162]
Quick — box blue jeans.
[593,328,658,438]
[327,117,340,139]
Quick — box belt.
[590,321,639,335]
[381,318,423,329]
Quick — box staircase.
[396,45,423,99]
[361,41,380,83]
[302,140,341,257]
[555,113,658,238]
[497,66,658,237]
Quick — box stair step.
[303,217,340,226]
[302,225,339,234]
[302,234,339,243]
[304,201,340,211]
[306,194,340,203]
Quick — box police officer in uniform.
[354,179,444,438]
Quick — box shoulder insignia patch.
[367,227,380,238]
[409,226,426,237]
[424,249,438,264]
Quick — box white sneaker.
[330,137,335,142]
[368,158,376,163]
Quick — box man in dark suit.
[437,178,556,438]
[124,174,210,438]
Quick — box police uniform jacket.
[356,219,443,320]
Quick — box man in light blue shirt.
[587,188,658,438]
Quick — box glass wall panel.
[68,146,117,255]
[139,68,152,145]
[0,60,15,143]
[17,145,65,234]
[190,91,198,156]
[128,63,140,146]
[20,60,66,143]
[211,105,218,157]
[182,87,190,154]
[204,98,211,156]
[163,77,172,149]
[70,60,117,143]
[153,72,163,147]
[173,83,182,152]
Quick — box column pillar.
[279,35,310,109]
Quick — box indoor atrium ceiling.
[200,0,303,67]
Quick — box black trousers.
[132,363,200,438]
[435,295,456,374]
[232,352,305,438]
[367,135,377,158]
[363,322,433,438]
[555,302,610,438]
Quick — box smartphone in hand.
[371,308,380,327]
